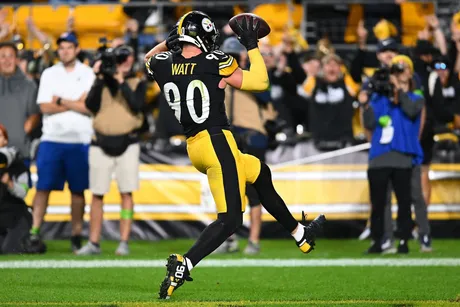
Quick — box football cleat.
[158,254,193,299]
[296,211,326,253]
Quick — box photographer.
[361,55,424,254]
[76,45,145,256]
[0,124,36,254]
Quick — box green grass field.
[1,239,460,307]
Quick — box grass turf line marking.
[1,258,460,269]
[0,300,455,306]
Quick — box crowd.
[0,1,460,255]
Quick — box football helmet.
[177,11,220,52]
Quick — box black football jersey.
[147,50,239,137]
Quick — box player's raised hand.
[235,15,260,51]
[166,25,181,54]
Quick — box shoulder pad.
[206,50,230,61]
[146,51,173,77]
[204,50,238,77]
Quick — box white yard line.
[1,258,459,269]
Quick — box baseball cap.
[377,38,399,53]
[221,37,245,55]
[56,32,79,46]
[414,39,438,56]
[432,55,451,70]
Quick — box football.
[228,13,271,39]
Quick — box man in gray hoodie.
[0,42,40,180]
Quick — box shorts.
[36,141,89,193]
[89,143,140,195]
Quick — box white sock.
[185,256,194,272]
[291,223,305,242]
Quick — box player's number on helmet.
[163,80,210,124]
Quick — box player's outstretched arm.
[223,16,269,92]
[224,48,269,92]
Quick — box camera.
[95,37,134,76]
[0,147,17,198]
[368,68,393,96]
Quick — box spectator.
[429,56,460,131]
[76,45,145,256]
[419,53,454,213]
[303,54,356,152]
[361,55,424,254]
[124,18,157,56]
[0,124,34,254]
[350,20,399,85]
[24,32,95,253]
[263,37,307,140]
[448,16,460,74]
[0,42,40,184]
[429,55,460,125]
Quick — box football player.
[145,11,326,299]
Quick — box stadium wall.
[27,163,460,240]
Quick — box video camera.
[368,62,406,97]
[95,37,134,76]
[0,147,17,199]
[368,68,393,96]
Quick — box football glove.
[235,16,260,51]
[166,26,181,54]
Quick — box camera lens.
[390,63,405,74]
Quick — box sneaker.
[365,241,382,254]
[70,235,82,253]
[296,212,326,254]
[22,234,47,254]
[244,240,260,255]
[420,235,433,252]
[158,254,193,299]
[75,242,101,255]
[412,227,419,240]
[397,240,409,254]
[212,236,239,254]
[381,239,397,254]
[115,241,130,256]
[358,227,371,240]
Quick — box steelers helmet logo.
[202,18,214,33]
